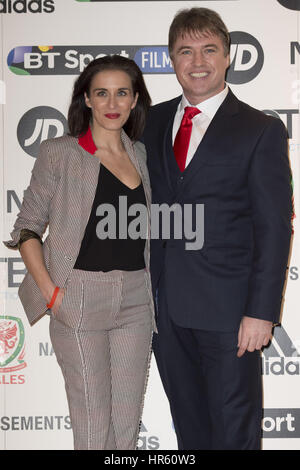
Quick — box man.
[143,8,293,450]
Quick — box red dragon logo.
[0,321,18,355]
[0,316,26,373]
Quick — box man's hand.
[237,316,273,358]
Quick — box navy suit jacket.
[143,89,293,332]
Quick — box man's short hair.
[169,7,230,58]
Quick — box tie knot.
[184,106,201,120]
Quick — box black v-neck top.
[74,164,146,272]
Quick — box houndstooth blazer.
[4,130,156,331]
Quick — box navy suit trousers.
[153,281,262,450]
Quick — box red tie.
[173,106,201,172]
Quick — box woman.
[4,55,156,450]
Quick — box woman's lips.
[105,113,121,119]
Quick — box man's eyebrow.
[202,43,218,48]
[175,43,219,52]
[176,45,192,52]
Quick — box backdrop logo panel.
[75,0,239,2]
[277,0,300,10]
[6,45,173,75]
[262,409,300,438]
[289,266,299,280]
[134,47,172,73]
[137,423,160,450]
[0,0,55,13]
[291,42,300,64]
[0,257,26,288]
[262,108,299,139]
[17,106,68,158]
[262,326,300,376]
[0,316,26,377]
[226,31,264,84]
[7,33,262,81]
[0,415,71,431]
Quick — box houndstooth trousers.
[49,268,153,450]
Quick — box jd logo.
[277,0,300,11]
[227,31,264,84]
[17,106,68,158]
[0,316,26,373]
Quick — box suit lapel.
[121,129,140,174]
[121,128,151,228]
[161,97,181,192]
[121,129,151,208]
[163,118,178,192]
[121,129,152,272]
[78,146,100,248]
[176,89,240,196]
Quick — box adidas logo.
[0,0,55,14]
[262,325,300,375]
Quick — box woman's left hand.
[50,288,66,316]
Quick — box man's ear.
[225,53,230,69]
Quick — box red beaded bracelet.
[46,286,60,309]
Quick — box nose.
[192,49,205,67]
[107,94,117,109]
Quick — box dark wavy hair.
[68,55,151,141]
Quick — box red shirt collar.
[78,127,97,155]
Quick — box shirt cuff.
[17,229,43,250]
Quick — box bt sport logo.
[7,32,264,84]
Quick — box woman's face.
[84,69,138,134]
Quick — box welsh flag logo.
[0,316,26,373]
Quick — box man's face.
[171,32,230,105]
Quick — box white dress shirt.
[172,85,229,169]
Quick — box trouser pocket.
[52,277,84,329]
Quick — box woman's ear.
[84,92,91,108]
[131,92,139,110]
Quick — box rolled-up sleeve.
[4,139,59,249]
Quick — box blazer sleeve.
[245,117,293,323]
[4,139,60,249]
